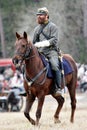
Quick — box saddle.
[40,53,73,78]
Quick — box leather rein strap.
[23,63,49,86]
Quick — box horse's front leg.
[24,94,35,125]
[35,96,45,125]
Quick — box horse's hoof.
[35,121,39,126]
[30,119,36,125]
[35,119,40,126]
[70,118,74,123]
[31,122,35,125]
[54,118,61,124]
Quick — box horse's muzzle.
[12,56,23,69]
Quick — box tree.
[83,0,87,37]
[0,11,6,58]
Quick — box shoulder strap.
[38,24,47,35]
[34,24,47,43]
[41,31,50,40]
[34,22,49,43]
[38,22,50,37]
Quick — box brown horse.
[12,32,77,125]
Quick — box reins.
[15,37,49,86]
[21,44,49,86]
[23,63,48,86]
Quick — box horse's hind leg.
[67,82,76,123]
[52,95,65,123]
[24,94,35,125]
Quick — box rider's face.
[37,14,48,24]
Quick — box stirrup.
[54,88,62,96]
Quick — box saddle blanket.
[40,54,73,78]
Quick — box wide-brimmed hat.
[36,7,49,15]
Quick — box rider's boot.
[54,70,62,96]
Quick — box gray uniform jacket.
[33,21,59,57]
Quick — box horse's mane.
[28,39,39,55]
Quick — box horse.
[12,32,77,126]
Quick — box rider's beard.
[37,18,45,24]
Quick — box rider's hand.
[34,40,50,48]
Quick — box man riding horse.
[33,7,62,96]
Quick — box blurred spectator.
[2,79,9,92]
[9,71,23,88]
[4,67,14,80]
[0,74,4,92]
[9,70,24,95]
[80,71,87,92]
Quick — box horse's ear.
[16,32,21,39]
[23,32,27,40]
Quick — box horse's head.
[12,32,32,68]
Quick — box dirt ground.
[0,92,87,130]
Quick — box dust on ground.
[0,92,87,130]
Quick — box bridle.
[14,38,48,86]
[15,44,33,60]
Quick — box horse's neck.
[25,46,44,77]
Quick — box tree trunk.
[0,11,6,58]
[83,0,87,38]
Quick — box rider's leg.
[53,70,62,95]
[49,56,62,96]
